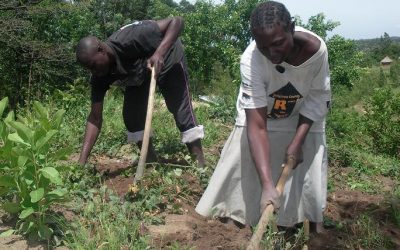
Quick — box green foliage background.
[0,0,399,247]
[2,0,399,106]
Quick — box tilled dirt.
[147,208,252,249]
[2,153,398,249]
[96,154,400,249]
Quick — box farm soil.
[94,154,400,249]
[1,153,398,249]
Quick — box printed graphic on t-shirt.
[267,82,303,119]
[120,21,143,30]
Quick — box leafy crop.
[0,97,72,240]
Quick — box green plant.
[364,87,400,157]
[128,168,195,220]
[260,221,307,250]
[378,67,387,87]
[391,187,400,227]
[168,241,196,250]
[260,225,287,249]
[347,214,393,249]
[92,87,126,156]
[60,163,101,199]
[389,62,399,85]
[64,186,148,249]
[327,35,362,88]
[0,97,72,240]
[207,96,237,124]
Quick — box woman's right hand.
[260,185,280,214]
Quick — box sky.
[199,0,400,40]
[277,0,400,39]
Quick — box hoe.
[133,66,157,184]
[247,155,310,250]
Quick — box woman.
[196,1,331,231]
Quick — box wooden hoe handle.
[134,67,157,184]
[246,155,297,250]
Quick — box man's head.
[76,36,112,77]
[250,1,295,64]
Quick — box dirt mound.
[147,206,252,249]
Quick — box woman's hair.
[250,1,292,31]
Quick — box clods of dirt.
[86,154,400,249]
[147,207,252,250]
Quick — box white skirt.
[195,126,328,227]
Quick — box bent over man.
[76,17,205,168]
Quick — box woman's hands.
[286,142,303,168]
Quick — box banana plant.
[0,97,72,240]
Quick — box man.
[196,1,330,232]
[76,17,205,168]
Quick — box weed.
[60,163,102,199]
[364,87,400,157]
[260,220,307,250]
[390,186,400,227]
[93,88,126,156]
[168,241,196,250]
[63,187,148,249]
[346,174,379,194]
[346,214,393,249]
[126,167,196,219]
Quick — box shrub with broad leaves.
[0,97,72,240]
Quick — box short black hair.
[76,36,100,66]
[250,1,292,32]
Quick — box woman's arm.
[246,107,279,210]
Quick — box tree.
[389,61,400,85]
[179,0,261,91]
[295,13,339,41]
[88,0,151,38]
[295,13,360,88]
[0,0,98,107]
[369,32,400,63]
[327,35,362,88]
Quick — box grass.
[345,214,394,249]
[60,159,206,249]
[260,222,308,250]
[391,186,400,227]
[167,241,196,250]
[63,187,148,249]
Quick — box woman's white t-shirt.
[236,27,331,133]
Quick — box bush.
[326,107,369,168]
[0,97,72,240]
[363,87,400,157]
[389,61,400,86]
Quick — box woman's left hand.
[286,143,303,168]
